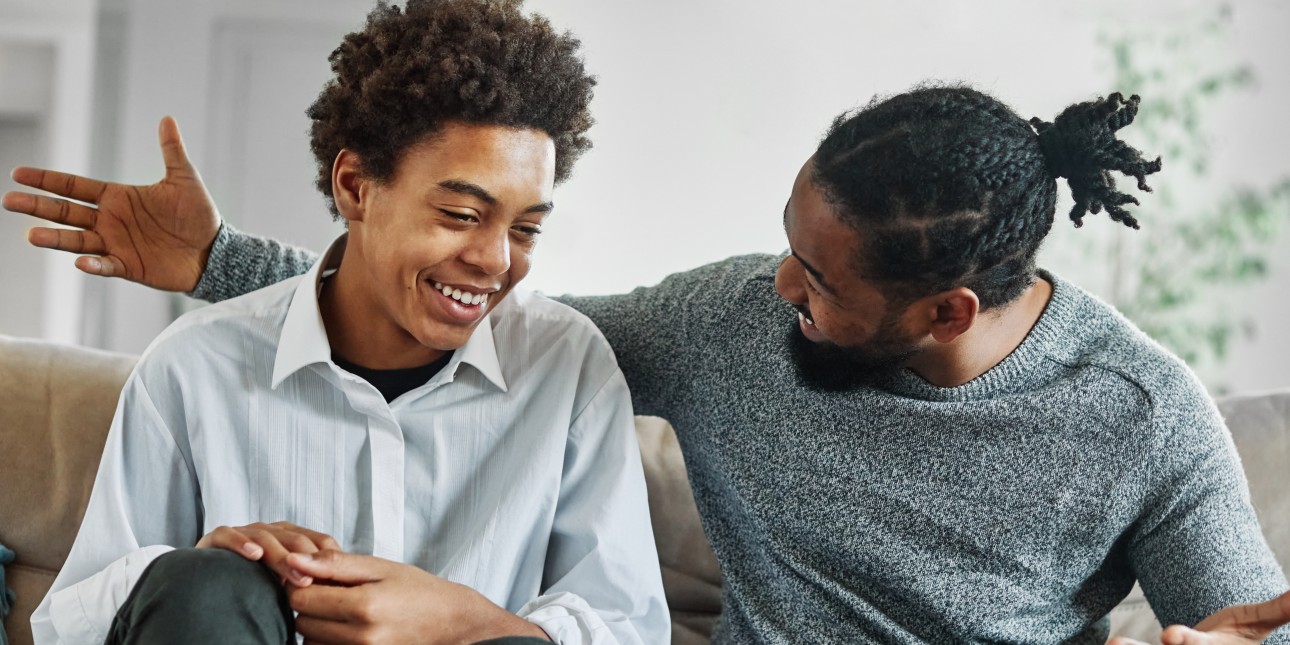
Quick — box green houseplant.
[1042,6,1290,391]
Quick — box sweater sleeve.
[188,222,319,303]
[1127,369,1289,641]
[554,254,773,420]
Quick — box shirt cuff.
[49,545,174,644]
[518,591,614,645]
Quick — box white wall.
[4,0,1288,391]
[0,117,48,338]
[0,41,53,339]
[0,0,98,345]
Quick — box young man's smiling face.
[330,121,555,367]
[774,158,923,386]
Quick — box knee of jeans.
[141,548,279,605]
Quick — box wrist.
[194,219,220,276]
[453,584,550,643]
[187,221,229,298]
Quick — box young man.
[19,2,668,644]
[8,82,1290,643]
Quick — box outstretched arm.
[188,223,318,303]
[4,116,317,302]
[1118,381,1290,645]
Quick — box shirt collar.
[271,234,508,393]
[440,313,508,393]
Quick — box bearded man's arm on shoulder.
[554,255,769,420]
[189,223,319,303]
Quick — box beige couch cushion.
[0,335,136,645]
[637,417,722,643]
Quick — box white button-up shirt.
[31,239,669,645]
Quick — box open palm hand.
[3,116,219,293]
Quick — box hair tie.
[1030,116,1077,180]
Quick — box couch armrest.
[0,335,137,645]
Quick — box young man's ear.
[919,287,979,344]
[331,149,367,224]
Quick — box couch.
[1,333,1287,645]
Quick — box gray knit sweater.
[193,224,1288,644]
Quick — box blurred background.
[1,0,1287,393]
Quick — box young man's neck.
[319,252,446,371]
[906,277,1054,389]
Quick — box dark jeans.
[105,548,550,645]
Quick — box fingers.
[287,549,387,586]
[3,191,97,229]
[268,521,342,552]
[158,116,197,178]
[10,192,125,278]
[198,524,312,586]
[9,167,108,205]
[1191,589,1290,637]
[1245,589,1290,629]
[1160,624,1205,645]
[75,255,125,278]
[289,583,366,621]
[198,524,268,559]
[241,525,317,587]
[28,228,107,255]
[195,522,345,588]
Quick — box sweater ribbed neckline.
[880,270,1080,403]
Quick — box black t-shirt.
[332,352,454,403]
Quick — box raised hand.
[1108,591,1290,645]
[3,116,220,292]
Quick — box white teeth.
[431,281,490,306]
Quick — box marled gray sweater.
[193,224,1288,644]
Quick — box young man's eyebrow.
[523,201,555,215]
[438,180,498,206]
[437,180,553,215]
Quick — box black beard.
[785,317,920,392]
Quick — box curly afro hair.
[306,0,596,218]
